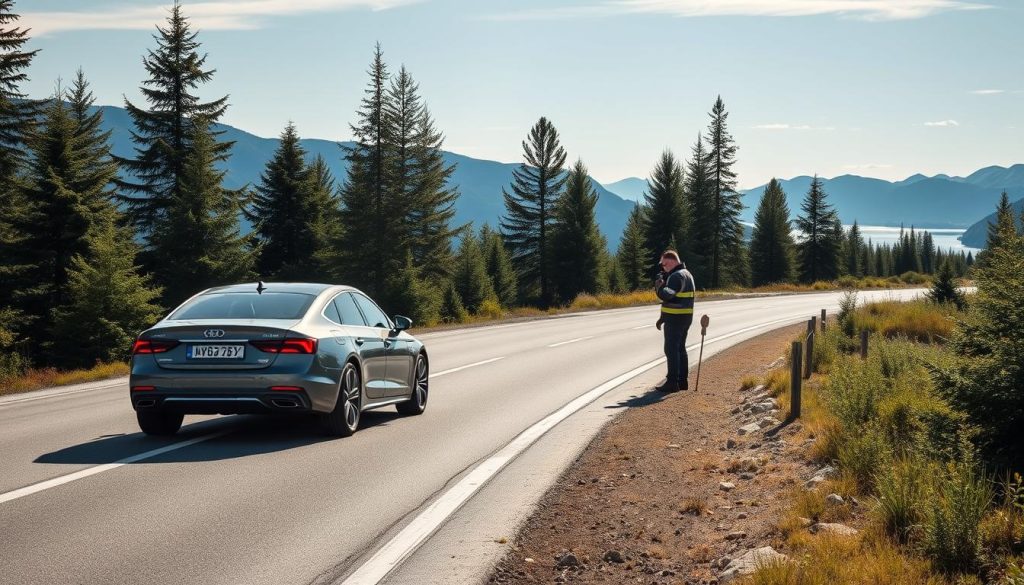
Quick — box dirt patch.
[489,324,814,584]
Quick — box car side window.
[334,293,368,327]
[323,298,342,324]
[352,293,391,329]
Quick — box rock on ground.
[718,546,789,583]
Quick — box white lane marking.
[431,357,504,379]
[0,381,126,407]
[339,312,812,585]
[0,430,231,505]
[547,336,593,348]
[632,324,651,330]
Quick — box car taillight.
[132,339,179,354]
[250,338,317,354]
[270,386,303,392]
[131,386,156,392]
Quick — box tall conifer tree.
[642,150,689,276]
[617,204,648,291]
[452,231,495,314]
[116,3,231,243]
[795,176,841,282]
[750,178,795,286]
[552,159,606,302]
[683,134,713,286]
[703,96,746,288]
[500,117,567,308]
[479,224,517,307]
[846,220,863,277]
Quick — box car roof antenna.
[256,280,266,295]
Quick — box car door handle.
[354,337,364,346]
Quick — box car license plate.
[187,344,245,359]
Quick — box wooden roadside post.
[860,330,869,360]
[791,341,802,419]
[804,317,815,380]
[821,309,827,332]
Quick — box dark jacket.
[656,265,696,320]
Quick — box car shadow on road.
[34,410,404,465]
[605,390,668,409]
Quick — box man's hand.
[655,278,665,289]
[656,318,663,331]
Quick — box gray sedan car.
[129,283,428,436]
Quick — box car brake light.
[250,338,317,354]
[132,339,179,354]
[270,386,303,392]
[131,386,156,392]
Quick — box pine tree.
[439,280,467,323]
[452,231,495,314]
[17,82,120,359]
[500,117,567,308]
[385,253,440,326]
[927,259,964,309]
[682,134,713,286]
[921,231,936,274]
[986,191,1017,252]
[795,176,841,283]
[480,224,518,307]
[552,159,606,303]
[0,0,39,321]
[749,178,796,286]
[305,154,340,277]
[249,123,335,281]
[116,3,231,243]
[703,96,746,288]
[617,204,648,291]
[642,150,689,277]
[150,117,253,306]
[845,220,863,277]
[50,222,163,369]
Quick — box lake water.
[855,225,981,255]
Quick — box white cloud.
[485,0,989,22]
[753,123,835,130]
[924,120,959,127]
[971,89,1005,95]
[22,0,420,36]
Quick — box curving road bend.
[0,289,925,585]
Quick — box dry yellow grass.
[851,300,955,343]
[0,362,129,396]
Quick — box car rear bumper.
[128,370,340,414]
[131,391,313,414]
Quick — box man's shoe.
[677,382,689,392]
[655,382,678,393]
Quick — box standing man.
[655,250,696,392]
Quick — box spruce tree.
[703,96,746,288]
[0,0,39,321]
[927,259,964,309]
[480,224,517,307]
[439,281,467,323]
[683,134,713,285]
[642,150,689,277]
[795,176,842,283]
[305,154,340,276]
[386,253,440,326]
[150,117,253,306]
[249,123,335,281]
[617,204,648,291]
[749,178,795,286]
[553,159,606,303]
[845,220,863,277]
[921,231,936,274]
[986,191,1017,252]
[116,3,231,242]
[500,117,567,308]
[50,222,163,368]
[17,84,120,358]
[452,231,495,314]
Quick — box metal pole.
[694,315,710,392]
[860,330,869,360]
[804,319,815,379]
[791,341,802,419]
[821,309,827,332]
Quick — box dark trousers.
[663,316,693,388]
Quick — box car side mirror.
[393,315,412,332]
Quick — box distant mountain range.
[95,105,635,245]
[960,196,1024,249]
[95,103,1022,250]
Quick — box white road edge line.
[632,324,651,330]
[431,357,504,378]
[0,381,126,407]
[339,314,807,585]
[0,430,231,505]
[547,336,594,348]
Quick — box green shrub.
[923,462,993,573]
[900,271,930,285]
[874,457,931,543]
[838,423,891,491]
[825,356,885,430]
[838,290,858,337]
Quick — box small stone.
[667,443,681,449]
[798,517,813,527]
[825,493,845,506]
[577,479,587,485]
[737,512,748,519]
[524,557,535,563]
[603,550,625,563]
[556,552,580,568]
[759,416,781,429]
[725,531,747,540]
[739,472,756,480]
[718,547,788,584]
[814,465,837,479]
[726,438,738,449]
[738,423,760,436]
[804,476,825,490]
[810,523,859,537]
[719,481,736,492]
[661,569,676,576]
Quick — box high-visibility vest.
[657,268,696,316]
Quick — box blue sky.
[20,0,1024,188]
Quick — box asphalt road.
[0,289,925,585]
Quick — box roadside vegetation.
[739,212,1024,584]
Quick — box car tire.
[320,362,361,437]
[396,353,428,416]
[137,410,184,436]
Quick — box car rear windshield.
[169,293,315,320]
